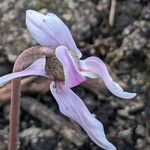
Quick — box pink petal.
[55,46,85,88]
[0,58,46,86]
[80,57,136,99]
[26,10,82,58]
[50,81,116,150]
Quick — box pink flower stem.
[8,46,54,150]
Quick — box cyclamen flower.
[0,10,136,150]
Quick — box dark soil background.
[0,0,150,150]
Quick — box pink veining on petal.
[0,58,46,86]
[80,57,136,99]
[50,81,116,150]
[55,46,85,88]
[26,10,82,58]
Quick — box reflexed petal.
[26,10,55,47]
[0,58,46,86]
[80,57,136,99]
[55,46,85,88]
[26,10,82,58]
[50,81,116,150]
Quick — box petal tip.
[47,12,57,17]
[118,92,137,99]
[26,9,35,17]
[107,144,116,150]
[127,92,137,99]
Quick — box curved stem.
[8,46,54,150]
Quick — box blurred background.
[0,0,149,149]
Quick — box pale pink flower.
[0,10,136,150]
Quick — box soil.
[0,0,150,150]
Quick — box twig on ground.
[21,97,87,146]
[109,0,117,26]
